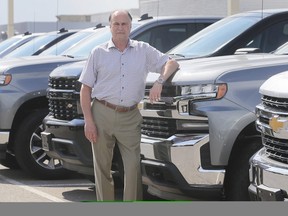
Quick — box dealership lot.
[0,164,97,202]
[0,164,164,202]
[0,164,139,202]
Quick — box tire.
[224,136,262,201]
[13,109,73,180]
[0,153,20,169]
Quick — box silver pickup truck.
[249,71,288,201]
[139,49,288,201]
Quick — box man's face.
[110,12,132,41]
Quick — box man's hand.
[149,82,163,103]
[84,121,98,143]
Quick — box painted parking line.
[0,173,66,202]
[27,182,94,187]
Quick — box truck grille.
[49,77,81,91]
[48,77,82,120]
[141,117,177,138]
[262,95,288,110]
[48,98,79,120]
[262,135,288,164]
[260,94,288,164]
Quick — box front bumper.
[140,133,225,200]
[41,116,94,175]
[249,148,288,201]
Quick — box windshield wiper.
[62,54,74,58]
[168,53,185,58]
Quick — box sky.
[0,0,139,25]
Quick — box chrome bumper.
[249,148,288,201]
[140,133,225,186]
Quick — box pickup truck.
[41,9,288,200]
[0,26,111,179]
[0,32,44,58]
[249,71,288,201]
[3,28,77,59]
[0,15,218,180]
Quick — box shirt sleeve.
[78,49,97,88]
[146,44,170,73]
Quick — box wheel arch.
[223,122,262,200]
[8,96,49,152]
[227,121,261,165]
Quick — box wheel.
[224,136,262,201]
[13,109,73,180]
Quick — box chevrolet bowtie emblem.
[269,115,284,132]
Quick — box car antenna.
[94,23,105,29]
[23,31,32,35]
[138,13,153,21]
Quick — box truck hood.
[0,55,86,74]
[259,70,288,98]
[147,53,288,85]
[49,53,288,85]
[49,60,87,77]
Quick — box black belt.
[96,99,137,112]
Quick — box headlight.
[0,74,12,86]
[180,83,227,100]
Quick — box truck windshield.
[61,24,139,58]
[273,41,288,55]
[39,31,94,56]
[4,33,69,58]
[61,27,111,58]
[0,37,22,51]
[168,15,261,58]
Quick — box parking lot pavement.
[0,164,164,202]
[0,164,115,202]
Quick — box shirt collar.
[108,38,136,49]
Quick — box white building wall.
[239,0,288,12]
[139,0,228,17]
[139,0,288,17]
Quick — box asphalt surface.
[0,164,163,202]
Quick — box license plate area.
[41,132,52,151]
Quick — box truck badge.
[269,115,284,132]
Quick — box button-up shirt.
[79,39,169,107]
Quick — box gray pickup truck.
[249,71,288,201]
[0,26,112,179]
[0,16,218,180]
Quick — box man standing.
[79,10,179,201]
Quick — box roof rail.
[138,13,153,21]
